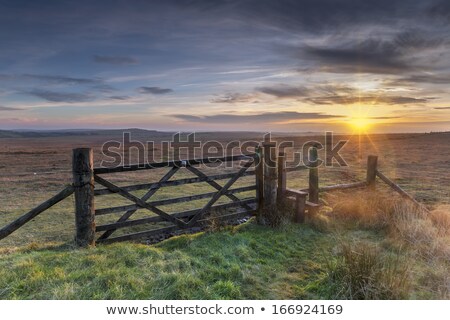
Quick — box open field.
[0,130,449,299]
[0,130,448,247]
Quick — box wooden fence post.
[308,146,319,213]
[72,148,95,247]
[263,141,277,211]
[277,151,286,202]
[255,145,264,213]
[366,155,378,187]
[295,193,307,223]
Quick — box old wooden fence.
[0,143,425,246]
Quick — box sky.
[0,0,450,133]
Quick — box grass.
[316,189,450,299]
[0,132,449,299]
[0,222,335,299]
[0,190,448,299]
[326,242,410,299]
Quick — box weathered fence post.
[308,146,319,213]
[256,141,278,225]
[263,141,277,210]
[255,145,264,212]
[366,155,378,187]
[277,151,286,202]
[72,148,95,247]
[294,193,307,223]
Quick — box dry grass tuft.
[319,190,450,299]
[384,203,450,263]
[327,242,410,299]
[429,205,450,237]
[325,190,396,229]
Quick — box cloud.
[291,28,445,75]
[0,106,21,111]
[257,85,309,98]
[386,74,450,85]
[434,107,450,109]
[210,93,257,103]
[215,83,429,106]
[299,39,410,74]
[138,86,173,94]
[429,0,450,21]
[180,0,421,34]
[0,74,102,85]
[305,95,430,105]
[24,90,93,103]
[109,95,131,100]
[393,30,444,50]
[94,55,139,65]
[172,111,343,123]
[369,116,400,119]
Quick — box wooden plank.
[97,210,253,244]
[94,170,256,196]
[186,166,253,211]
[284,188,308,198]
[94,153,256,174]
[0,185,74,241]
[97,225,179,244]
[97,166,179,240]
[319,181,367,192]
[376,170,425,209]
[96,198,256,231]
[187,160,254,227]
[94,175,188,228]
[306,201,320,208]
[95,185,256,215]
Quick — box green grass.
[0,188,448,300]
[0,221,337,299]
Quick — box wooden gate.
[84,150,261,244]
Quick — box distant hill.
[0,128,163,139]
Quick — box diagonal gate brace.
[97,166,180,240]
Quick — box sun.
[350,117,371,131]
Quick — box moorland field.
[0,130,448,299]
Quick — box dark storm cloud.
[138,87,173,94]
[0,106,21,111]
[93,55,139,65]
[24,90,93,103]
[172,111,343,123]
